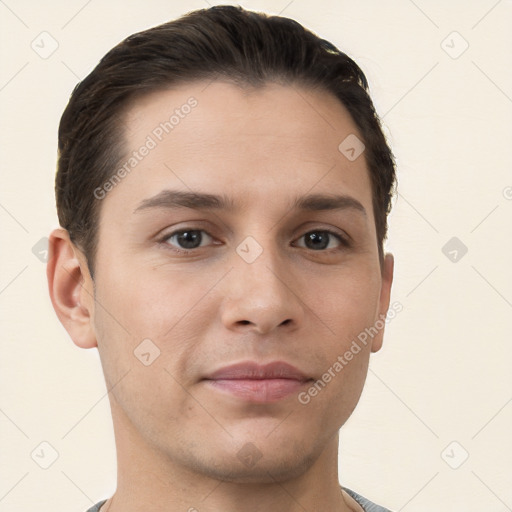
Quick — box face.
[87,80,393,483]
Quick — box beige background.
[1,1,511,511]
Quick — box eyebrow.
[133,190,366,216]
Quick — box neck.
[106,398,359,512]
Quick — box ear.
[371,252,394,353]
[46,228,97,349]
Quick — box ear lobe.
[47,228,97,349]
[371,252,394,353]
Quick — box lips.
[203,361,312,403]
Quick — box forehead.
[103,80,373,219]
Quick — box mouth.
[202,361,313,403]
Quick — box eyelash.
[158,227,350,254]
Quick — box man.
[47,5,396,511]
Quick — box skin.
[48,80,393,512]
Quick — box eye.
[159,227,349,254]
[162,229,214,252]
[294,229,348,251]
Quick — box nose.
[219,242,304,335]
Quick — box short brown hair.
[56,5,396,277]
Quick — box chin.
[186,439,319,484]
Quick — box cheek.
[314,267,381,341]
[95,260,203,337]
[92,263,212,388]
[298,278,376,420]
[296,338,370,434]
[92,271,207,430]
[301,267,380,407]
